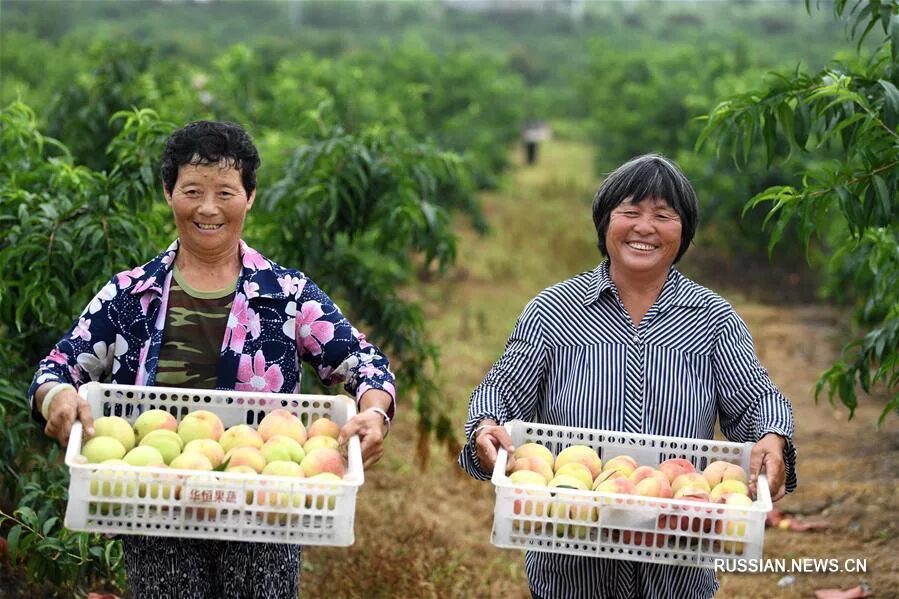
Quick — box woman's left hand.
[339,410,387,469]
[749,433,787,502]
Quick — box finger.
[490,427,515,453]
[478,437,498,471]
[77,399,94,437]
[764,453,785,497]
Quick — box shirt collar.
[125,239,287,300]
[583,259,705,309]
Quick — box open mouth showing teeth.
[627,242,656,251]
[195,223,223,230]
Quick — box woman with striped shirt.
[459,154,796,599]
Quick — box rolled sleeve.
[458,299,546,480]
[713,309,798,493]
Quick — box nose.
[197,191,218,214]
[632,213,656,233]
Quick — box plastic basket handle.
[64,420,84,466]
[343,397,365,484]
[488,422,515,485]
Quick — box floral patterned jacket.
[29,239,396,418]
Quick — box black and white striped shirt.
[459,260,797,599]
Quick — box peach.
[307,417,340,440]
[133,409,177,442]
[303,435,339,453]
[672,473,711,496]
[513,442,555,471]
[673,487,711,502]
[178,410,224,444]
[262,460,305,478]
[548,476,595,539]
[219,424,264,453]
[593,477,636,496]
[592,469,626,488]
[225,465,258,503]
[509,470,550,533]
[258,409,307,445]
[555,445,602,480]
[658,458,695,483]
[601,455,638,478]
[554,462,594,489]
[138,467,173,500]
[635,477,673,499]
[90,459,134,514]
[82,436,127,464]
[224,447,267,473]
[184,439,225,468]
[703,461,748,487]
[140,429,184,465]
[169,452,214,471]
[629,466,667,484]
[306,472,343,510]
[710,480,749,503]
[721,492,753,553]
[261,436,306,465]
[93,416,136,451]
[511,456,554,484]
[256,464,304,522]
[123,445,165,467]
[300,447,346,477]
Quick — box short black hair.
[160,121,261,196]
[591,154,699,263]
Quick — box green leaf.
[7,525,22,559]
[877,80,899,128]
[42,516,58,536]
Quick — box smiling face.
[605,196,682,281]
[165,162,255,257]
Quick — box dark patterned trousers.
[122,536,301,599]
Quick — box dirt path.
[303,141,899,598]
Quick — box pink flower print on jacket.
[242,280,260,300]
[241,246,271,271]
[277,275,305,298]
[224,293,260,353]
[48,348,68,365]
[116,266,146,289]
[236,350,284,392]
[71,318,92,342]
[294,300,335,356]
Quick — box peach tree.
[700,0,899,424]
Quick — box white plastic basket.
[490,420,772,567]
[64,382,363,546]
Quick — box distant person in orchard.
[29,120,396,598]
[459,154,796,599]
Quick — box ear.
[246,188,256,211]
[164,185,173,207]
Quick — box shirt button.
[632,334,640,344]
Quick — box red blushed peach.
[513,443,555,472]
[702,460,747,487]
[601,455,638,478]
[300,447,346,478]
[555,445,602,480]
[177,410,224,444]
[634,477,673,499]
[307,417,340,440]
[593,477,636,496]
[133,409,178,442]
[629,466,667,485]
[658,458,696,483]
[673,487,715,533]
[671,472,711,495]
[258,409,307,445]
[512,456,554,484]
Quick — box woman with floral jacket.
[29,120,396,598]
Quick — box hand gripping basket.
[491,421,772,567]
[64,382,363,545]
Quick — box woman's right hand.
[43,386,94,446]
[474,420,516,475]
